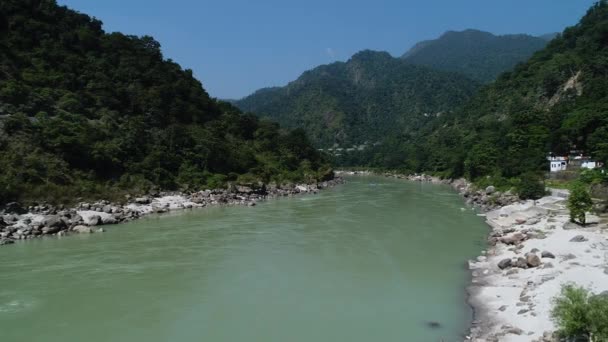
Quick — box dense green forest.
[401,29,551,83]
[343,0,608,183]
[0,0,332,205]
[235,51,479,147]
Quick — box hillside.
[401,29,550,83]
[354,1,608,180]
[0,0,331,204]
[235,51,479,147]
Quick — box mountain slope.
[401,29,550,83]
[235,51,479,147]
[0,0,331,204]
[359,1,608,179]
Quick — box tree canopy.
[0,0,331,204]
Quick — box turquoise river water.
[0,176,488,342]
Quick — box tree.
[552,284,608,341]
[568,182,593,225]
[517,172,546,201]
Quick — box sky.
[57,0,598,99]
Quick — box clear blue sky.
[57,0,597,99]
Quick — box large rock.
[88,215,102,226]
[501,233,526,245]
[526,253,541,268]
[72,225,93,234]
[498,258,512,270]
[485,186,496,195]
[41,215,67,234]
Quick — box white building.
[549,158,568,172]
[582,160,598,169]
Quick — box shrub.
[516,172,546,200]
[568,181,593,225]
[552,284,608,341]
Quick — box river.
[0,176,488,342]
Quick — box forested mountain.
[235,51,479,147]
[401,29,550,83]
[0,0,331,204]
[351,1,608,181]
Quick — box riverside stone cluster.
[0,178,344,246]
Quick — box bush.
[568,181,593,225]
[552,284,608,341]
[516,172,546,200]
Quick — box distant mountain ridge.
[401,29,552,83]
[235,50,479,147]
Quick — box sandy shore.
[467,191,608,341]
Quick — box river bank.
[0,178,344,247]
[336,170,608,341]
[467,191,608,342]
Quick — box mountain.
[401,29,550,83]
[357,1,608,180]
[539,32,560,41]
[235,50,479,147]
[0,0,331,204]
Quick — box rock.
[134,197,151,204]
[41,215,67,234]
[70,214,83,225]
[3,202,27,214]
[570,235,588,242]
[604,268,608,275]
[72,225,93,234]
[517,309,529,315]
[501,232,526,245]
[541,251,555,259]
[543,262,554,269]
[0,238,15,245]
[506,327,524,335]
[526,253,541,268]
[515,257,528,269]
[530,248,540,253]
[248,202,256,207]
[102,205,112,214]
[499,305,508,312]
[563,253,577,261]
[426,321,441,329]
[485,186,496,195]
[88,215,102,226]
[498,258,512,270]
[101,216,117,225]
[515,218,527,225]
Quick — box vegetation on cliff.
[0,0,331,204]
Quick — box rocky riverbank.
[466,191,608,342]
[336,170,520,212]
[0,178,345,246]
[336,170,608,341]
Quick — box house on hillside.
[547,152,602,173]
[548,155,568,172]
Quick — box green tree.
[516,172,546,201]
[552,284,608,342]
[568,182,593,225]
